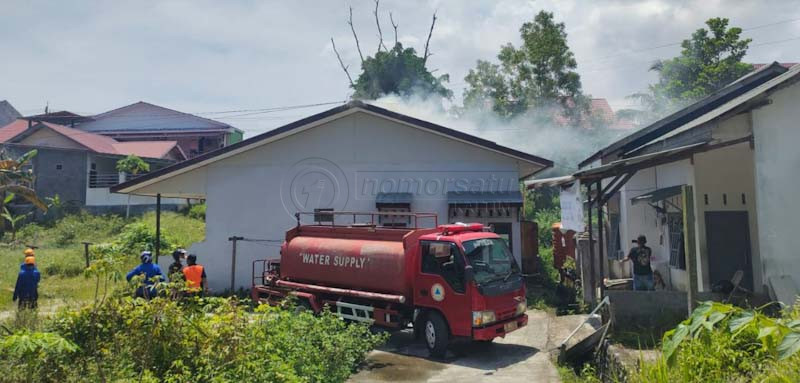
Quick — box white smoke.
[369,94,625,176]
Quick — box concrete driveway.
[349,310,562,383]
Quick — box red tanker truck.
[251,211,528,357]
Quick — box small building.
[0,119,185,214]
[532,62,800,308]
[74,102,243,158]
[113,101,552,291]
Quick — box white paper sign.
[559,180,585,232]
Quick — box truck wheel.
[424,312,449,358]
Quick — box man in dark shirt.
[168,249,187,279]
[626,235,654,291]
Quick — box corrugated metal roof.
[0,101,21,128]
[0,119,181,160]
[578,62,790,168]
[446,191,523,205]
[376,192,413,204]
[112,101,553,196]
[629,63,800,154]
[524,175,576,189]
[77,101,236,134]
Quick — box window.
[313,208,333,223]
[379,206,410,227]
[462,238,519,285]
[56,164,62,170]
[488,222,513,253]
[420,241,465,293]
[668,213,685,269]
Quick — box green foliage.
[630,301,800,383]
[463,11,587,121]
[115,154,150,175]
[0,330,78,382]
[625,18,753,125]
[187,203,206,221]
[116,221,175,255]
[48,212,126,247]
[1,295,387,382]
[353,43,452,100]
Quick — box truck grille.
[496,306,516,321]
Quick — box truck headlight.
[516,299,527,316]
[472,310,496,327]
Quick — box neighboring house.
[0,119,186,214]
[0,100,22,127]
[74,102,243,158]
[554,98,637,130]
[535,62,800,306]
[112,101,553,291]
[24,110,94,127]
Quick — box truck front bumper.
[472,314,528,340]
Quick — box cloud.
[0,0,798,135]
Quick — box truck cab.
[412,223,528,357]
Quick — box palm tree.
[0,149,47,235]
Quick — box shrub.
[187,203,206,221]
[49,212,126,247]
[630,301,800,383]
[116,221,175,255]
[15,295,387,382]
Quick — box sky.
[1,0,799,138]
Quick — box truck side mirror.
[464,265,474,284]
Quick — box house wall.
[168,111,531,291]
[17,128,86,150]
[692,141,761,292]
[0,144,88,207]
[617,160,697,292]
[752,81,800,301]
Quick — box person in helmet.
[126,251,164,299]
[168,249,187,279]
[182,254,207,296]
[13,250,40,310]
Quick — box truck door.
[416,241,471,337]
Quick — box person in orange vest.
[182,254,207,296]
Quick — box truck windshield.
[462,238,520,285]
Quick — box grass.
[0,211,205,311]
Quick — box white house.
[113,101,552,291]
[556,62,800,305]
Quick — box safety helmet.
[24,248,34,257]
[24,256,35,265]
[187,254,197,264]
[172,248,186,261]
[140,251,153,263]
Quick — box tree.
[331,1,451,100]
[463,11,587,121]
[0,149,47,238]
[116,155,150,217]
[116,154,150,175]
[622,18,753,125]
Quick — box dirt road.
[349,310,562,383]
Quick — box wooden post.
[82,242,92,268]
[229,236,244,293]
[587,182,596,305]
[596,180,605,296]
[155,194,161,264]
[682,185,698,314]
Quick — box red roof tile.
[0,119,181,160]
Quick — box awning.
[631,186,683,205]
[574,142,708,180]
[376,192,412,206]
[524,175,576,189]
[447,191,523,206]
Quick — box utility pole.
[228,236,244,294]
[82,242,92,268]
[682,185,698,314]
